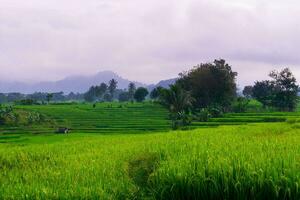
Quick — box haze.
[1,0,300,86]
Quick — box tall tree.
[46,93,53,104]
[253,68,298,111]
[95,83,108,99]
[150,86,163,100]
[270,68,298,111]
[118,92,130,102]
[159,84,194,128]
[252,81,275,108]
[108,79,118,100]
[84,86,96,102]
[243,86,254,98]
[128,82,136,101]
[177,59,237,110]
[134,87,149,102]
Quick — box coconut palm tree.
[159,84,194,128]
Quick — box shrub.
[208,107,223,118]
[196,108,211,122]
[231,97,250,113]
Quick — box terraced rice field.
[0,103,300,199]
[0,123,299,199]
[1,102,299,135]
[3,102,170,134]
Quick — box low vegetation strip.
[4,102,170,134]
[0,123,299,199]
[1,102,298,135]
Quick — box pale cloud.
[0,0,299,85]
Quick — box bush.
[15,99,38,105]
[196,108,211,122]
[286,118,300,124]
[208,107,223,118]
[231,97,250,113]
[170,112,192,130]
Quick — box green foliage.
[134,87,149,102]
[242,85,253,98]
[0,106,19,125]
[9,102,170,134]
[118,92,130,102]
[253,68,299,111]
[196,108,211,122]
[108,79,118,99]
[128,82,136,101]
[231,97,250,113]
[177,59,237,110]
[84,83,109,102]
[15,99,38,105]
[127,152,160,188]
[0,123,299,199]
[46,93,53,104]
[150,86,163,100]
[159,85,194,129]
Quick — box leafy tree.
[7,93,24,102]
[253,68,298,111]
[27,92,47,102]
[95,83,108,99]
[66,92,83,101]
[252,81,275,108]
[108,79,118,100]
[243,86,253,98]
[134,87,149,102]
[84,86,96,102]
[270,68,298,111]
[128,82,136,101]
[103,93,112,102]
[118,92,130,102]
[159,85,194,129]
[231,97,250,113]
[52,92,65,101]
[177,59,237,110]
[46,93,53,104]
[0,93,7,103]
[150,86,163,100]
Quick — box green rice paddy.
[0,102,299,199]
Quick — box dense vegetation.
[0,122,299,199]
[0,103,169,135]
[0,59,300,199]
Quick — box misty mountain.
[148,78,178,92]
[0,71,178,94]
[0,71,147,94]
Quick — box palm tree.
[159,85,194,128]
[46,93,53,104]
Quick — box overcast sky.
[1,0,300,86]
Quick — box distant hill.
[0,71,179,94]
[0,71,147,94]
[148,78,177,92]
[156,78,177,88]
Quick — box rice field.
[0,102,170,135]
[0,103,299,199]
[0,123,299,199]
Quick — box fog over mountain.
[0,71,149,94]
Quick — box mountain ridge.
[0,71,177,94]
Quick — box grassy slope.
[2,102,170,135]
[2,101,299,135]
[0,123,299,199]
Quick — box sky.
[1,0,300,86]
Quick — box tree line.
[151,59,299,129]
[0,92,83,104]
[0,59,298,121]
[84,79,150,103]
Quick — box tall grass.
[0,123,299,199]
